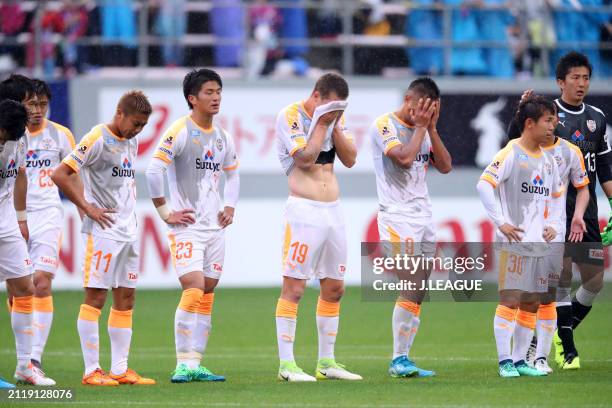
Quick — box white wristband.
[16,210,27,222]
[156,204,171,221]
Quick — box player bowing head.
[113,91,152,139]
[51,90,155,387]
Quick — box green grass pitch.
[1,287,611,407]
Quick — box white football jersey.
[0,139,26,238]
[151,116,239,232]
[480,140,564,254]
[63,124,138,242]
[275,101,352,175]
[25,119,75,212]
[542,138,589,242]
[370,112,432,215]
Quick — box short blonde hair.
[118,90,153,116]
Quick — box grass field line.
[1,348,610,363]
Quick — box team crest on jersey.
[216,138,223,151]
[545,163,552,175]
[587,120,596,133]
[104,135,117,145]
[41,137,53,150]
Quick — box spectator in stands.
[354,0,393,75]
[0,0,26,68]
[100,0,137,66]
[405,0,444,75]
[210,0,244,67]
[153,0,187,67]
[245,0,282,77]
[27,5,64,77]
[60,0,90,76]
[517,0,556,77]
[478,0,515,77]
[316,0,342,38]
[443,0,487,75]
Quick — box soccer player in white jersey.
[274,73,361,382]
[370,77,452,378]
[508,96,590,373]
[0,77,55,387]
[477,95,565,378]
[145,69,239,383]
[22,79,78,371]
[51,91,155,386]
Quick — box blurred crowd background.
[1,0,611,79]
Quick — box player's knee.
[519,299,539,313]
[540,293,555,305]
[281,284,304,304]
[499,300,519,310]
[178,288,204,312]
[33,273,53,297]
[8,276,34,298]
[321,284,344,303]
[204,278,219,294]
[85,292,107,310]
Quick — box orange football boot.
[82,368,119,386]
[110,369,156,385]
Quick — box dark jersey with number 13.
[553,99,610,238]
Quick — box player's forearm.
[332,127,356,168]
[223,169,240,207]
[428,128,452,173]
[394,127,427,168]
[477,179,505,227]
[51,165,90,212]
[574,186,590,219]
[293,125,328,170]
[13,169,27,212]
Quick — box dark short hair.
[407,77,440,100]
[118,90,153,116]
[32,78,52,100]
[555,51,592,80]
[514,95,556,134]
[0,74,34,103]
[183,69,223,109]
[0,100,28,141]
[314,73,349,100]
